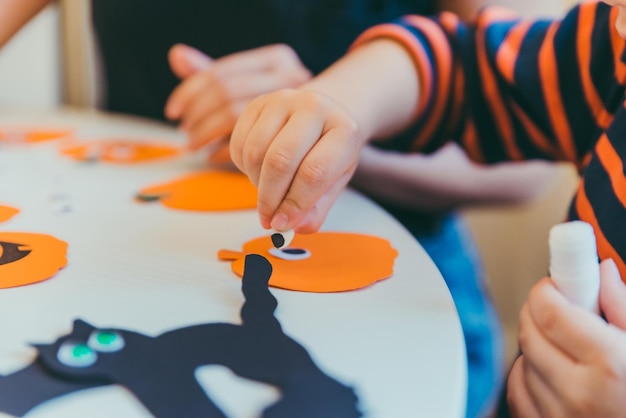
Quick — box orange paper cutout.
[218,232,398,292]
[0,232,68,288]
[0,127,73,143]
[0,205,19,223]
[136,170,257,211]
[61,139,181,163]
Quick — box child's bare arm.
[0,0,51,48]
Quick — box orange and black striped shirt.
[355,1,626,278]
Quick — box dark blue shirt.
[91,0,435,120]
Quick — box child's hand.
[507,259,626,417]
[165,43,311,151]
[230,88,365,233]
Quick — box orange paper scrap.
[137,170,257,211]
[218,232,398,292]
[61,139,181,163]
[0,127,73,143]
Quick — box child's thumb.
[168,43,212,78]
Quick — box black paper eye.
[57,341,97,368]
[269,247,311,261]
[88,330,125,353]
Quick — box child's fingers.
[180,84,225,133]
[521,355,566,418]
[518,300,578,409]
[231,88,360,233]
[165,72,212,120]
[293,172,351,233]
[269,122,359,232]
[183,72,290,132]
[599,259,626,329]
[507,356,542,418]
[230,96,266,173]
[187,105,242,151]
[240,103,294,187]
[528,277,621,363]
[205,138,232,165]
[184,69,311,148]
[168,43,212,79]
[256,110,326,231]
[187,96,264,151]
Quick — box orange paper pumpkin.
[0,232,68,288]
[61,139,181,163]
[136,170,257,211]
[0,127,72,143]
[218,232,398,292]
[0,205,19,223]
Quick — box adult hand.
[165,43,312,151]
[230,88,365,233]
[507,259,626,417]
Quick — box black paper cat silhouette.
[0,254,361,417]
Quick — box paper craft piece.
[0,255,361,418]
[0,362,103,417]
[0,127,72,143]
[60,139,181,163]
[0,232,68,288]
[136,170,257,211]
[0,205,19,223]
[271,229,294,249]
[218,232,398,292]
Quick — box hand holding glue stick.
[507,222,626,416]
[548,220,600,313]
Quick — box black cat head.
[34,319,149,381]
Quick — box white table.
[0,107,466,418]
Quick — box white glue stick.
[548,221,600,313]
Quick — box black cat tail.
[240,254,281,331]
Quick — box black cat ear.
[72,319,94,334]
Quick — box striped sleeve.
[352,1,626,167]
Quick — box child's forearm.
[0,0,51,48]
[302,39,421,143]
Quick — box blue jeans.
[388,209,504,418]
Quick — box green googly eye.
[57,341,97,368]
[88,329,125,353]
